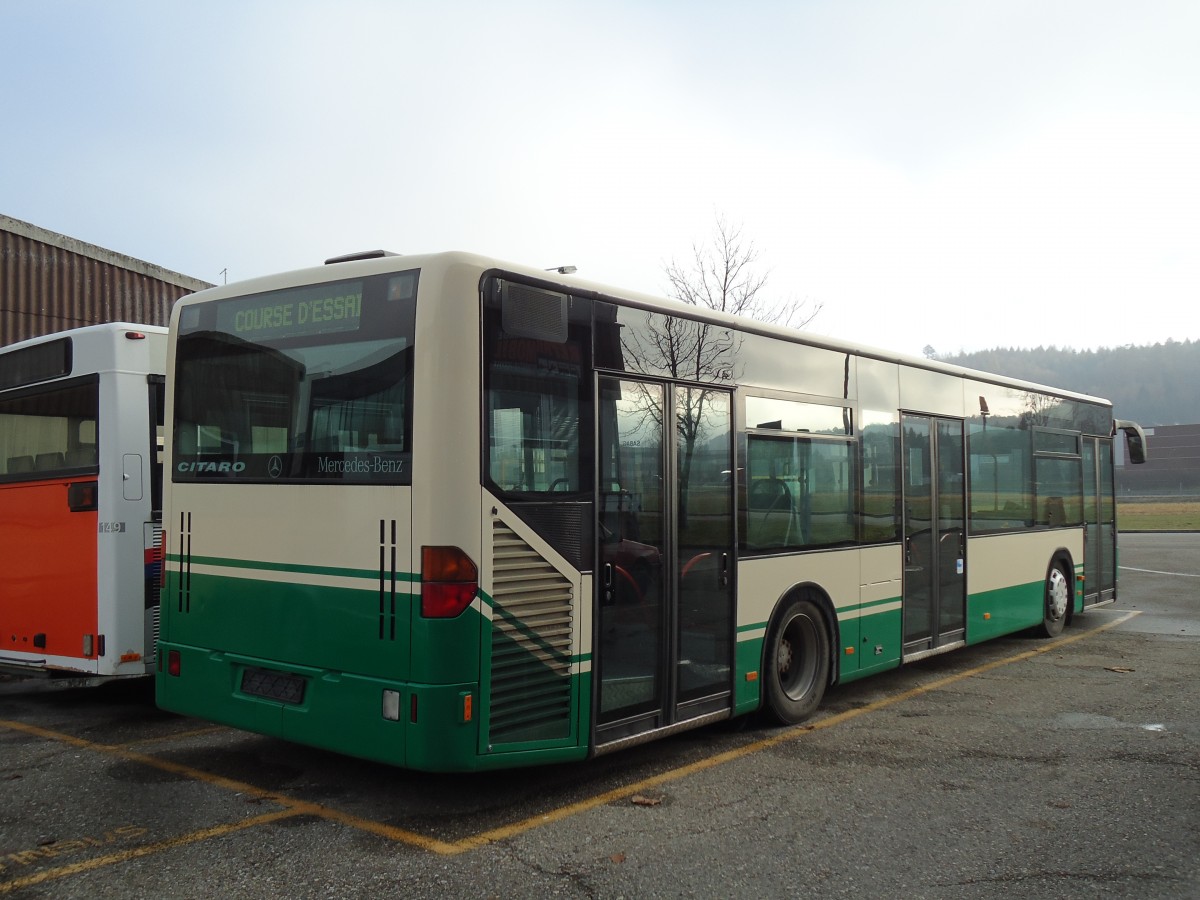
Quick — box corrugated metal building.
[1,214,213,346]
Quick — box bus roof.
[0,322,167,388]
[2,322,168,354]
[174,250,1113,410]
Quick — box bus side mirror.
[1114,420,1147,465]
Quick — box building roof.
[1,213,212,294]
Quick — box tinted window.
[173,272,416,484]
[743,435,855,551]
[746,396,851,435]
[968,418,1033,532]
[861,410,901,543]
[484,279,592,496]
[738,331,853,398]
[595,302,736,385]
[0,338,71,391]
[1035,456,1083,526]
[0,377,98,480]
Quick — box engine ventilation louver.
[489,522,574,745]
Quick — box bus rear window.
[0,377,98,479]
[172,272,416,484]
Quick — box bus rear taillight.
[420,546,478,618]
[167,650,181,677]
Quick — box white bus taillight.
[420,546,478,618]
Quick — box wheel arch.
[761,581,840,692]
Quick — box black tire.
[1038,562,1070,638]
[763,596,831,724]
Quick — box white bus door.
[595,377,735,746]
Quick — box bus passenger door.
[1083,437,1116,606]
[595,377,735,746]
[901,415,966,658]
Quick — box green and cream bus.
[155,251,1146,771]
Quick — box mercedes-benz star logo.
[267,455,284,479]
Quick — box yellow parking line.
[0,610,1139,872]
[0,719,284,801]
[127,724,230,746]
[0,719,459,857]
[448,610,1142,854]
[0,810,296,895]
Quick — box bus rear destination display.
[215,282,364,341]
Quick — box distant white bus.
[0,323,167,683]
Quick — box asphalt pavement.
[1,533,1196,899]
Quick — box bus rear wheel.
[764,597,830,724]
[1038,563,1070,638]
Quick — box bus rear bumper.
[154,643,482,771]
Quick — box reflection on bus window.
[484,281,591,496]
[968,408,1033,532]
[172,273,415,484]
[488,364,581,493]
[743,435,854,551]
[0,379,99,478]
[861,410,900,543]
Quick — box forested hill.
[932,340,1200,427]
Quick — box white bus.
[0,323,167,683]
[156,251,1145,769]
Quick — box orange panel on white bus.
[0,477,98,660]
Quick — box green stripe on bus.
[856,596,900,612]
[739,595,900,631]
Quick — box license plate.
[240,667,307,704]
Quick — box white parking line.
[1120,566,1200,578]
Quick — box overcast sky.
[3,1,1197,356]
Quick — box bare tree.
[664,216,821,329]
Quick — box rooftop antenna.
[545,265,577,274]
